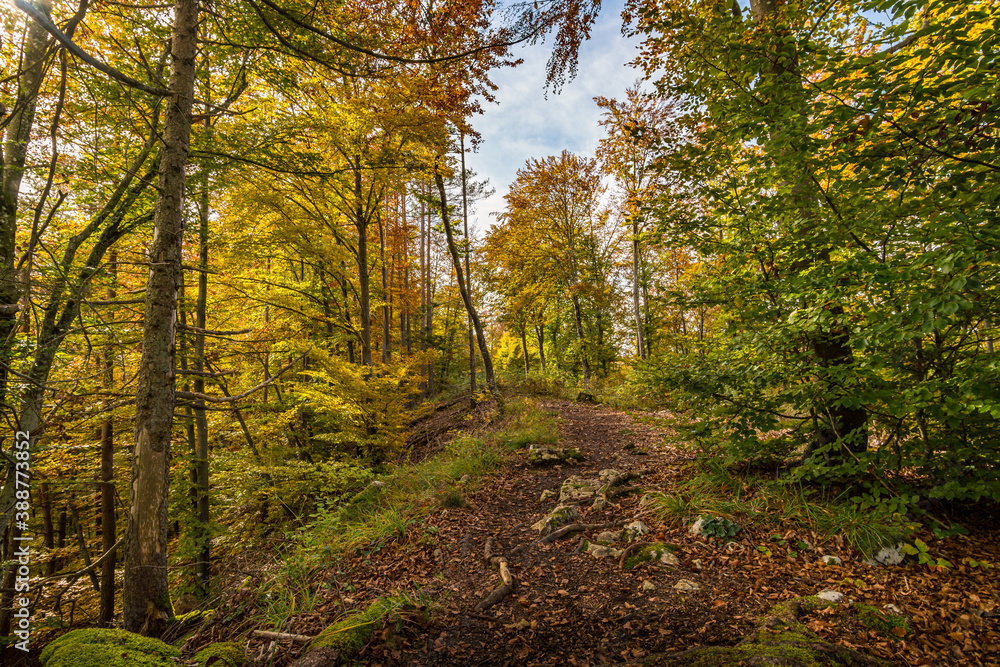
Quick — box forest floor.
[233,397,1000,667]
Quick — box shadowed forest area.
[0,0,998,665]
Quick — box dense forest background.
[0,0,997,657]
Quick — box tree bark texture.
[123,0,199,636]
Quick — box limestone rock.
[817,590,844,603]
[642,580,656,592]
[821,555,842,566]
[673,579,701,592]
[884,603,902,614]
[638,494,657,508]
[531,504,580,536]
[528,444,583,466]
[559,475,600,504]
[595,530,622,544]
[624,520,650,542]
[539,489,558,502]
[864,544,905,567]
[591,496,608,511]
[598,468,624,484]
[689,517,706,536]
[586,542,622,559]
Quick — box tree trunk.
[460,134,476,395]
[354,163,373,368]
[631,217,645,360]
[749,0,867,456]
[99,252,118,626]
[379,210,390,363]
[433,171,499,402]
[123,0,199,636]
[520,324,530,377]
[193,155,210,595]
[536,324,546,372]
[0,0,50,401]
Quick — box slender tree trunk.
[354,164,373,368]
[433,171,499,402]
[123,0,199,636]
[380,211,390,364]
[419,185,427,394]
[0,0,50,400]
[631,217,645,360]
[520,324,530,377]
[460,134,476,395]
[192,155,210,595]
[99,252,118,626]
[536,324,546,372]
[570,293,590,387]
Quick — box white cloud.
[465,1,643,233]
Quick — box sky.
[464,1,643,234]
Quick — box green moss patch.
[854,603,911,640]
[623,543,678,569]
[309,598,395,658]
[194,641,246,667]
[40,628,181,667]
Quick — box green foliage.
[696,515,741,540]
[39,629,180,667]
[627,0,1000,502]
[194,642,245,667]
[310,591,430,659]
[901,538,953,571]
[291,352,423,463]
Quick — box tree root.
[476,539,517,612]
[618,541,654,570]
[540,522,614,544]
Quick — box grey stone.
[884,603,902,614]
[821,555,842,566]
[642,580,656,592]
[624,520,650,542]
[689,517,706,537]
[539,489,559,502]
[559,475,600,504]
[864,544,905,567]
[817,589,844,603]
[528,444,583,466]
[586,542,622,559]
[595,530,622,544]
[591,496,609,512]
[531,504,581,536]
[673,579,701,592]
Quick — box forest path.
[323,397,757,666]
[276,398,999,667]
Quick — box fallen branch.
[252,630,314,643]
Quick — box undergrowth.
[253,397,556,631]
[653,458,910,558]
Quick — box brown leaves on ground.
[237,399,1000,666]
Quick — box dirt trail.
[325,398,752,666]
[265,398,1000,667]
